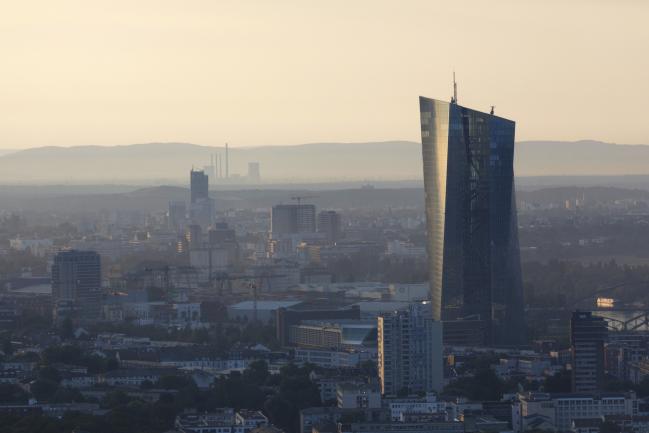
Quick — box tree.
[30,379,59,402]
[264,395,294,432]
[543,369,571,393]
[244,360,270,386]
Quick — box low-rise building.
[513,392,638,432]
[336,383,381,409]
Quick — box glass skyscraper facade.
[419,97,524,346]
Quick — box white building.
[384,394,446,422]
[512,392,638,432]
[294,347,374,369]
[9,238,53,257]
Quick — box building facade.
[419,96,524,346]
[377,302,443,395]
[317,210,341,244]
[190,169,212,228]
[271,204,316,236]
[51,250,102,320]
[571,311,608,392]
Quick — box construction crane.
[290,195,318,206]
[207,270,285,322]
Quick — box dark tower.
[190,169,209,204]
[571,311,607,392]
[419,96,524,346]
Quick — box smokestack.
[225,143,229,179]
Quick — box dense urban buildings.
[419,95,525,346]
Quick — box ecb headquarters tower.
[419,87,525,346]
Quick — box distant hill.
[1,184,648,214]
[1,140,649,184]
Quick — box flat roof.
[228,300,301,310]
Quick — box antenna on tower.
[452,71,458,104]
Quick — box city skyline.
[2,0,649,150]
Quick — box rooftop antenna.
[490,106,495,115]
[452,71,458,104]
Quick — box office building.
[276,305,360,346]
[168,201,186,231]
[513,391,637,432]
[419,93,524,346]
[377,302,443,395]
[189,169,213,228]
[571,311,608,392]
[288,320,376,350]
[51,250,102,320]
[271,204,316,236]
[190,169,209,203]
[318,210,341,243]
[248,162,261,183]
[337,383,381,409]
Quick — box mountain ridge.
[1,140,649,183]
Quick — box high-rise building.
[571,311,608,393]
[248,162,261,183]
[51,250,102,320]
[377,302,443,395]
[190,169,209,203]
[189,169,212,228]
[168,200,186,231]
[419,95,524,346]
[317,210,341,243]
[271,204,316,236]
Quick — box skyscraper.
[189,169,212,228]
[190,169,209,204]
[377,302,443,395]
[52,250,102,320]
[317,210,341,243]
[419,95,524,346]
[571,311,607,393]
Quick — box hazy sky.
[2,0,648,149]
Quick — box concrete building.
[317,210,341,244]
[378,302,443,394]
[571,311,608,392]
[9,238,53,257]
[189,169,212,228]
[168,201,187,231]
[513,392,637,432]
[271,204,316,236]
[51,250,102,320]
[294,347,373,369]
[228,300,301,323]
[384,394,446,422]
[336,383,381,409]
